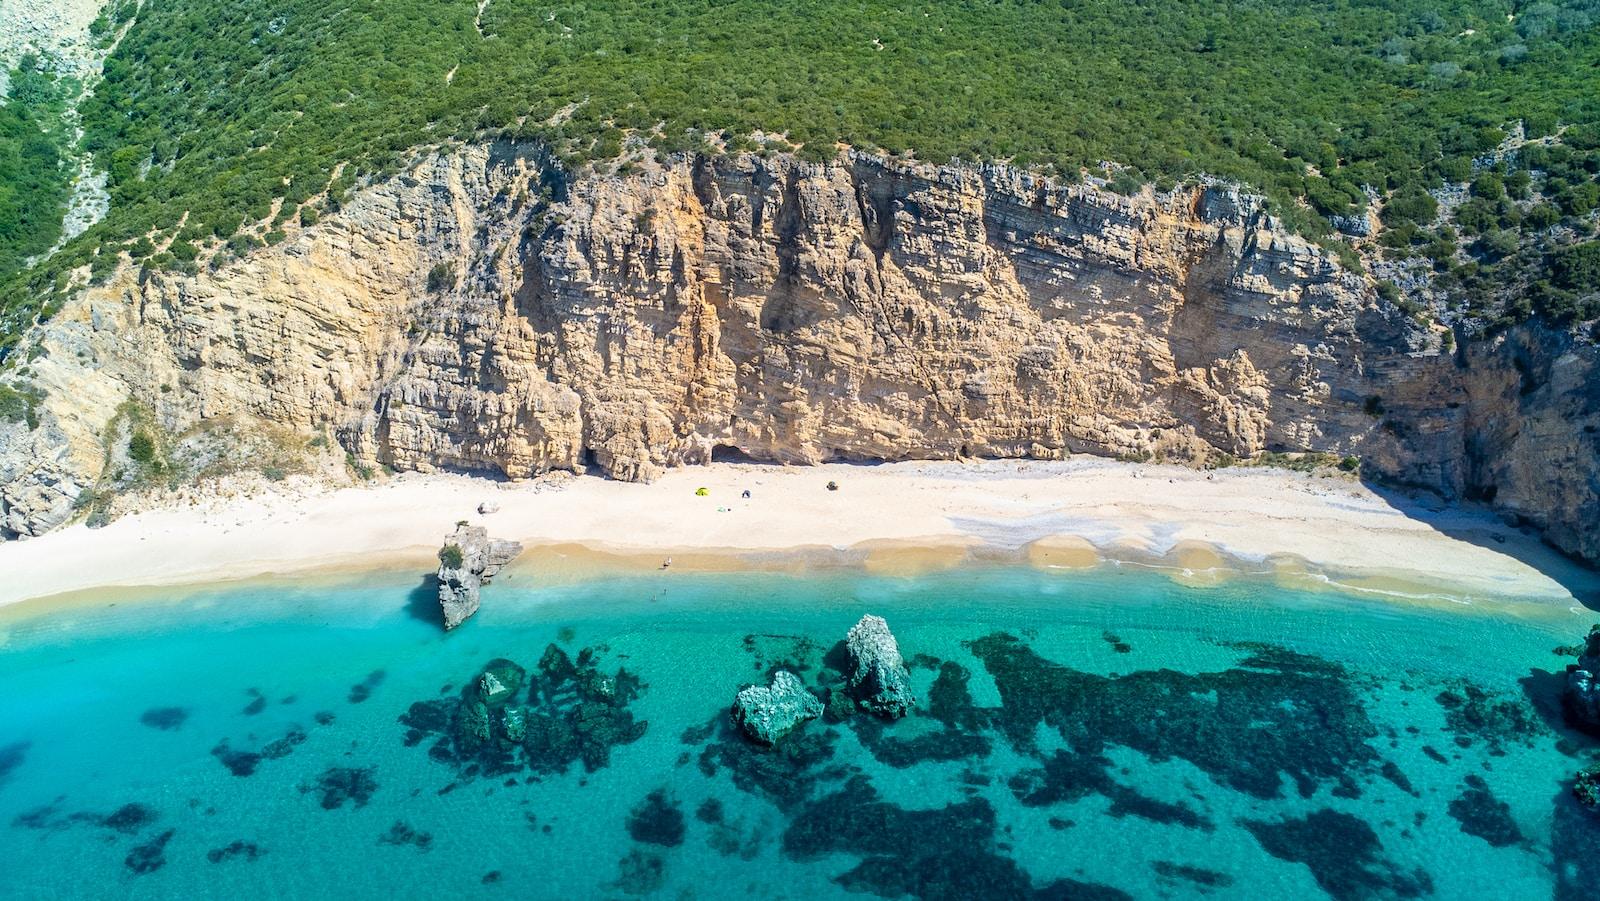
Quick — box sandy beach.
[2,458,1595,611]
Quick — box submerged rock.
[399,645,648,780]
[732,670,823,745]
[844,615,915,719]
[124,828,175,876]
[1564,625,1600,734]
[1575,763,1600,811]
[476,658,526,707]
[436,524,523,630]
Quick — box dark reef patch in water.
[124,828,175,875]
[741,632,827,680]
[966,632,1379,799]
[626,789,685,847]
[1447,775,1524,848]
[348,670,386,704]
[211,743,263,777]
[926,660,989,733]
[99,802,159,835]
[613,848,666,896]
[399,645,647,781]
[304,766,378,810]
[1241,809,1432,901]
[210,725,307,777]
[783,775,1128,901]
[139,707,189,731]
[1380,760,1418,796]
[11,800,65,831]
[379,820,434,852]
[1151,860,1234,892]
[697,716,854,811]
[207,840,264,863]
[1552,788,1600,901]
[241,689,267,716]
[1102,632,1132,654]
[1008,750,1212,830]
[14,800,161,835]
[0,740,28,792]
[850,715,991,768]
[1434,681,1545,754]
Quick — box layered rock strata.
[0,144,1594,561]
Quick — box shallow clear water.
[1,565,1597,901]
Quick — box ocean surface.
[1,563,1598,901]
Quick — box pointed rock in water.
[1564,625,1600,734]
[845,615,915,719]
[476,658,526,706]
[732,670,824,745]
[436,524,523,630]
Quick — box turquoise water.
[1,565,1597,900]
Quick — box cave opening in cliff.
[710,445,761,464]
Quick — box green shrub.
[1553,242,1600,293]
[426,262,456,293]
[8,0,1600,350]
[439,544,465,569]
[0,383,33,424]
[127,429,156,463]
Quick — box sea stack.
[845,615,915,718]
[732,670,823,745]
[1564,625,1600,734]
[436,524,523,630]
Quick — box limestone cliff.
[1,143,1595,562]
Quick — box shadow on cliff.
[1363,480,1600,611]
[403,575,446,629]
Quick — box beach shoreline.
[1,458,1595,615]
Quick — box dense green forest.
[0,56,71,283]
[3,0,1600,352]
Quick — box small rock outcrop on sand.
[845,615,915,719]
[436,524,522,630]
[1564,625,1600,734]
[732,670,823,745]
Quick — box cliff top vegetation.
[2,0,1599,352]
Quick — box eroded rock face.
[732,670,824,745]
[1,143,1595,561]
[845,615,915,719]
[436,524,522,630]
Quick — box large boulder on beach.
[732,670,823,745]
[1565,625,1600,733]
[436,524,523,630]
[845,615,915,719]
